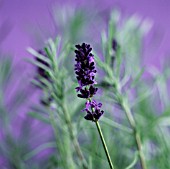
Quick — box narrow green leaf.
[101,30,107,58]
[125,152,138,169]
[28,112,50,124]
[24,142,56,160]
[131,68,145,87]
[25,58,52,74]
[101,117,133,134]
[27,47,51,65]
[94,52,116,82]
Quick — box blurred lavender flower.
[34,49,53,106]
[35,50,51,83]
[74,43,104,121]
[110,38,119,68]
[112,39,118,52]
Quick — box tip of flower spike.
[75,43,91,50]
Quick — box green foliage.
[0,55,32,169]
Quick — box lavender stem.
[95,121,114,169]
[122,101,147,169]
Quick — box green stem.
[48,109,75,169]
[122,101,147,169]
[52,87,88,168]
[113,82,147,169]
[62,104,88,169]
[95,121,114,169]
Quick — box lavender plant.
[28,38,88,169]
[74,43,114,169]
[94,11,152,169]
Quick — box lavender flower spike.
[75,43,97,86]
[74,43,104,121]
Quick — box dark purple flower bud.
[84,113,94,121]
[77,88,90,98]
[83,100,104,121]
[89,85,98,97]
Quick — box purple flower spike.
[74,43,104,121]
[74,43,98,99]
[75,43,97,89]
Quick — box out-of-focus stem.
[51,83,88,168]
[95,121,114,169]
[62,104,88,169]
[112,82,147,169]
[48,109,75,169]
[122,100,147,169]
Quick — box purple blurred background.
[0,0,170,68]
